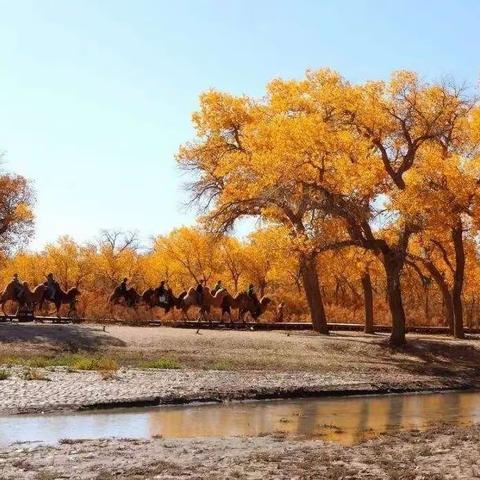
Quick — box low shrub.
[71,355,119,371]
[22,368,50,381]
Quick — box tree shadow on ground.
[374,337,480,377]
[0,323,126,352]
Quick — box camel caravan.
[109,278,272,323]
[0,273,80,318]
[1,273,271,323]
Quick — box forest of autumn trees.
[1,69,480,346]
[177,69,480,345]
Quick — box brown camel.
[221,292,272,322]
[39,286,81,317]
[142,287,179,313]
[0,281,47,316]
[23,283,48,308]
[108,286,141,308]
[0,280,23,316]
[177,286,229,321]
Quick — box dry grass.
[139,358,182,369]
[21,368,50,381]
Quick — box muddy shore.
[1,423,479,479]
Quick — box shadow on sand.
[374,337,480,377]
[0,323,126,352]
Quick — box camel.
[108,286,141,308]
[142,287,179,313]
[0,280,24,316]
[23,283,48,309]
[39,285,81,317]
[221,292,272,322]
[0,281,47,316]
[177,286,230,321]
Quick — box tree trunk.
[300,254,329,334]
[424,283,430,323]
[361,272,374,334]
[452,224,465,339]
[423,261,454,335]
[382,250,406,346]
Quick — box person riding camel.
[196,279,205,305]
[247,283,257,299]
[44,273,58,301]
[156,280,167,303]
[247,283,260,302]
[211,280,223,296]
[119,277,128,297]
[247,283,261,316]
[12,273,25,301]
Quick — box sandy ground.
[0,324,480,414]
[0,367,385,415]
[1,323,480,478]
[1,423,479,479]
[2,323,480,373]
[0,324,478,414]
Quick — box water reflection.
[0,391,479,446]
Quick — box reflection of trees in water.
[423,392,463,429]
[148,402,302,438]
[144,392,479,442]
[386,395,405,432]
[353,399,370,443]
[295,398,371,444]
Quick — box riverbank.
[1,324,479,415]
[1,423,479,479]
[0,365,475,415]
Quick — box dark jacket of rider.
[157,281,166,296]
[44,274,57,300]
[12,274,24,300]
[247,284,257,298]
[196,281,204,303]
[119,278,128,294]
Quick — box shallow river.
[1,390,480,446]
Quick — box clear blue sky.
[0,0,478,249]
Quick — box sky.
[0,0,479,250]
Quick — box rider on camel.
[156,280,167,303]
[247,283,261,315]
[119,277,128,296]
[247,283,260,302]
[211,280,223,296]
[196,279,205,305]
[44,273,58,301]
[12,273,24,301]
[247,283,257,300]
